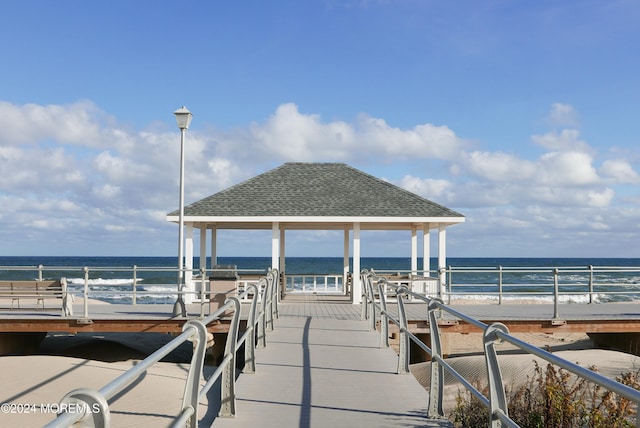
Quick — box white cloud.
[397,176,453,200]
[535,151,600,186]
[0,100,110,147]
[356,115,465,160]
[600,159,640,184]
[247,103,467,162]
[0,145,86,193]
[0,100,638,257]
[528,186,614,207]
[92,184,122,200]
[453,151,537,182]
[532,129,592,153]
[546,103,580,128]
[249,103,355,161]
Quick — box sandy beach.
[1,332,219,427]
[2,329,640,427]
[410,332,640,416]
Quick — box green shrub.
[451,362,639,428]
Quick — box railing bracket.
[550,318,567,326]
[75,318,94,325]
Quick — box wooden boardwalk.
[211,296,452,427]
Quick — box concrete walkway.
[211,314,452,428]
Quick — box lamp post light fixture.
[173,106,193,317]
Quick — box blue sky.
[1,1,639,258]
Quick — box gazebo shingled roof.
[170,162,463,219]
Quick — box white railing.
[371,270,440,300]
[0,264,268,319]
[3,263,640,317]
[43,268,280,427]
[443,264,640,304]
[284,273,344,294]
[361,269,640,427]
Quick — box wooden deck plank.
[2,296,640,335]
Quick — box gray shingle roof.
[169,162,463,218]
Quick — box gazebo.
[167,162,464,304]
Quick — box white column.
[423,224,431,276]
[210,226,217,268]
[271,222,280,270]
[199,227,207,271]
[280,228,286,273]
[438,224,447,294]
[343,227,350,296]
[185,224,194,303]
[279,228,286,296]
[198,227,207,301]
[411,226,418,275]
[352,222,361,304]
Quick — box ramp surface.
[211,314,452,427]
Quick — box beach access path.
[210,296,452,428]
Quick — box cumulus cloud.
[397,176,453,200]
[0,99,637,256]
[535,151,600,186]
[452,151,537,182]
[546,103,580,128]
[246,103,467,162]
[0,100,113,147]
[600,159,640,184]
[532,129,592,153]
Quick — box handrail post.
[553,268,560,320]
[360,270,369,321]
[257,278,268,348]
[181,320,208,427]
[427,298,445,418]
[498,265,503,305]
[56,387,110,427]
[588,264,594,304]
[484,322,510,428]
[219,297,241,417]
[244,284,260,373]
[83,266,89,318]
[367,275,376,332]
[267,269,278,329]
[265,272,274,331]
[199,267,206,318]
[272,268,280,319]
[446,266,452,304]
[38,264,43,281]
[396,286,410,374]
[132,265,137,305]
[268,269,275,321]
[377,281,389,348]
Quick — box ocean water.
[1,256,640,304]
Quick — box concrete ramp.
[211,316,452,428]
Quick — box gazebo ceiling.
[167,162,465,230]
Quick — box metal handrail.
[0,264,269,319]
[44,268,280,428]
[443,264,640,306]
[361,269,640,428]
[3,263,640,311]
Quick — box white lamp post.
[173,106,193,317]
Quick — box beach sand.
[0,332,220,427]
[410,332,640,415]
